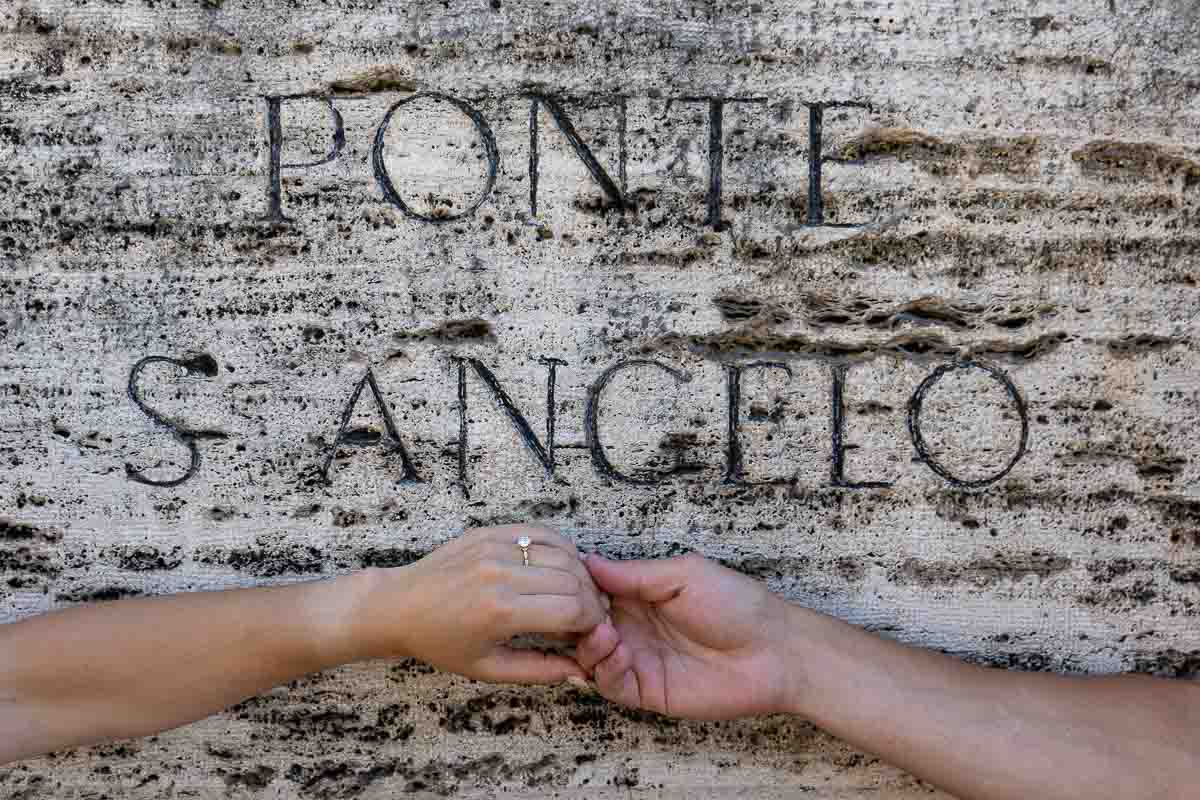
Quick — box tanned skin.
[0,525,604,765]
[574,553,1199,800]
[3,527,1196,800]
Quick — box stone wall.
[2,0,1199,796]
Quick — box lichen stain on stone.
[1104,333,1181,355]
[393,318,494,342]
[644,326,1069,363]
[327,66,418,94]
[891,554,1072,587]
[0,520,63,591]
[836,128,1041,178]
[801,292,1056,331]
[0,518,47,541]
[840,126,955,160]
[1132,649,1200,678]
[1072,140,1200,185]
[55,585,144,603]
[222,765,277,791]
[283,752,562,797]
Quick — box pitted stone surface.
[2,0,1199,796]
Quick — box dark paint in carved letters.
[258,90,872,228]
[126,356,1029,491]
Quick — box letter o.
[906,360,1029,488]
[371,92,500,223]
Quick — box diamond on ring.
[516,535,532,566]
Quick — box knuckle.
[476,558,506,583]
[531,524,566,546]
[543,548,571,570]
[482,541,508,561]
[572,558,596,582]
[570,596,594,626]
[484,593,515,627]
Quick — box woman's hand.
[341,524,608,684]
[0,524,606,765]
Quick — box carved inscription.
[125,354,1030,491]
[259,91,874,229]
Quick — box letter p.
[262,95,346,223]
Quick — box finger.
[509,593,605,635]
[489,523,580,558]
[490,543,575,571]
[475,645,587,684]
[574,618,620,673]
[584,553,695,604]
[593,641,641,707]
[506,564,584,597]
[528,544,575,569]
[534,547,608,611]
[558,556,609,619]
[488,543,602,603]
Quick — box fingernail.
[564,675,598,694]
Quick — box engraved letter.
[126,353,227,488]
[830,364,894,489]
[528,94,628,216]
[724,361,794,485]
[672,97,766,230]
[586,359,690,485]
[907,360,1029,488]
[262,95,346,223]
[455,357,566,493]
[321,369,421,485]
[805,101,871,227]
[373,92,499,223]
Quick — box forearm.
[0,570,373,764]
[781,605,1199,800]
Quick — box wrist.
[303,567,399,666]
[773,600,825,718]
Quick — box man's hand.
[573,553,797,720]
[575,551,1200,800]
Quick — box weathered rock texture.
[2,0,1200,796]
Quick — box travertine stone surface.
[2,0,1199,796]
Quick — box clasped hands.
[10,522,1193,795]
[335,524,801,721]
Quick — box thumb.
[475,645,587,685]
[584,554,694,604]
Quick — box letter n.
[527,94,628,216]
[455,357,565,493]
